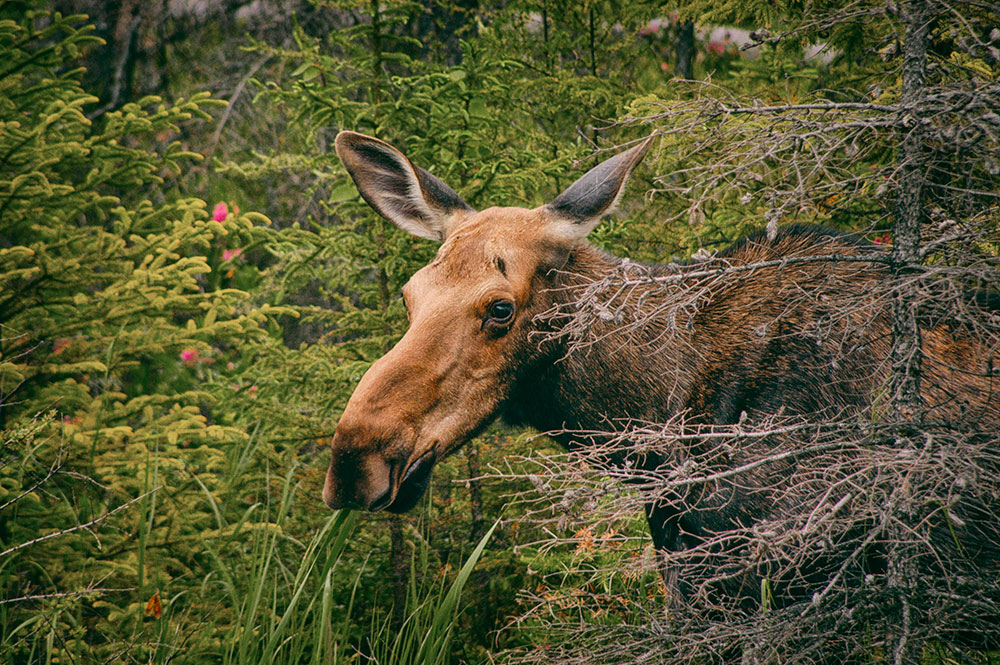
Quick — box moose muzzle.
[323,418,439,513]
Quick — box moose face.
[323,132,652,513]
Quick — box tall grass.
[369,520,499,665]
[209,458,498,665]
[1,420,497,664]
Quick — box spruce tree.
[0,5,284,661]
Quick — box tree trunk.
[388,516,408,629]
[466,442,485,544]
[887,2,930,663]
[889,0,929,425]
[676,20,694,80]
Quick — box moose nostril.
[369,484,394,511]
[364,456,396,511]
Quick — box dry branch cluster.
[505,251,1000,662]
[502,39,1000,657]
[621,51,1000,235]
[495,415,1000,663]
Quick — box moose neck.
[506,244,695,448]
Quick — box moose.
[323,132,1000,628]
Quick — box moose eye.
[486,300,514,324]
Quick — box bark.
[466,442,485,544]
[541,0,550,70]
[888,2,931,662]
[370,0,383,106]
[588,8,598,77]
[676,20,695,80]
[87,0,140,119]
[888,0,929,426]
[389,516,408,630]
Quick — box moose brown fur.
[324,132,1000,590]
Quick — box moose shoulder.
[323,131,1000,567]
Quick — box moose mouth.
[385,449,436,513]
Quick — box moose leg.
[645,501,690,607]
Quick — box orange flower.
[145,592,162,618]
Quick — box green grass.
[1,420,497,665]
[369,520,499,665]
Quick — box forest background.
[2,0,999,663]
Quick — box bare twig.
[0,488,160,559]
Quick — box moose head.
[323,132,653,513]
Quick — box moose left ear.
[335,131,473,242]
[543,134,656,240]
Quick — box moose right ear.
[543,135,655,241]
[335,131,473,242]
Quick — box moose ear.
[335,131,473,242]
[544,134,656,240]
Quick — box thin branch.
[0,587,134,606]
[0,488,159,559]
[208,54,272,156]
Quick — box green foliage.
[0,4,492,663]
[1,5,271,661]
[218,490,359,665]
[8,0,993,662]
[370,520,498,665]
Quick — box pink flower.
[223,248,242,261]
[180,348,199,365]
[707,40,726,55]
[226,361,235,370]
[212,202,228,222]
[248,384,259,398]
[639,19,665,36]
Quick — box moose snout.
[322,443,397,511]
